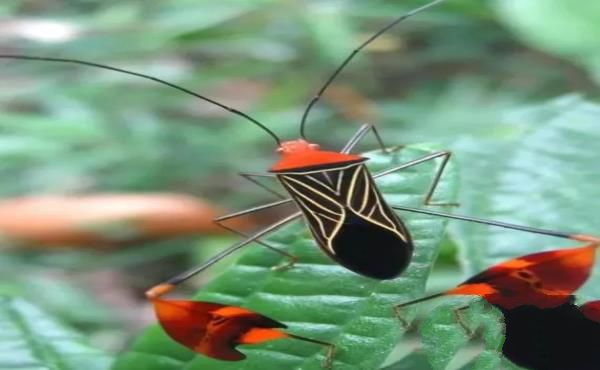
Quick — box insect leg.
[214,217,298,271]
[393,293,445,328]
[453,305,475,337]
[239,171,286,199]
[214,199,298,269]
[374,151,458,207]
[288,334,336,369]
[393,305,411,329]
[340,123,388,154]
[214,198,294,224]
[146,212,301,299]
[390,205,600,243]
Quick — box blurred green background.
[0,0,599,369]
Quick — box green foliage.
[0,296,113,370]
[493,0,600,82]
[420,300,503,370]
[1,1,600,369]
[381,351,434,370]
[451,96,600,286]
[112,146,458,370]
[418,96,600,369]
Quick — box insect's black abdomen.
[501,302,600,370]
[331,211,412,279]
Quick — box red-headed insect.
[1,0,592,286]
[0,0,448,283]
[146,287,335,367]
[2,0,600,366]
[394,235,600,369]
[500,297,600,370]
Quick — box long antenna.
[0,55,281,146]
[299,0,447,139]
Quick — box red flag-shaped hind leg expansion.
[151,299,233,358]
[447,243,598,309]
[151,299,288,361]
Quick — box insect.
[1,0,597,285]
[393,236,600,369]
[500,297,600,370]
[3,1,600,367]
[394,235,600,313]
[147,290,335,367]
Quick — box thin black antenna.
[299,0,447,139]
[0,55,281,146]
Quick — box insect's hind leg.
[146,212,301,299]
[214,214,299,271]
[375,150,459,207]
[288,334,336,369]
[454,305,475,337]
[341,123,389,154]
[220,172,298,269]
[214,199,299,270]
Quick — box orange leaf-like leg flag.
[396,236,600,310]
[145,282,336,366]
[151,298,288,361]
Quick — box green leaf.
[381,351,434,370]
[113,145,458,370]
[420,300,504,370]
[0,296,113,370]
[301,3,357,65]
[492,0,600,81]
[452,95,600,282]
[445,95,600,368]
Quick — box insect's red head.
[276,139,320,155]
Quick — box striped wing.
[278,171,346,252]
[339,164,409,240]
[278,163,410,254]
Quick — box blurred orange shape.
[0,193,250,248]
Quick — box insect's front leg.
[375,150,459,207]
[341,123,389,154]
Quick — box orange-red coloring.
[151,299,288,361]
[270,139,364,172]
[446,243,597,309]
